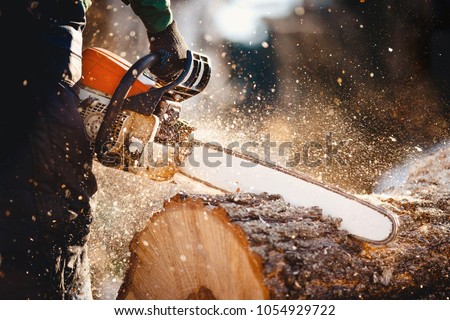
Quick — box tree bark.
[117,191,450,300]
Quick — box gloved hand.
[148,20,188,83]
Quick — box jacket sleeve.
[122,0,173,33]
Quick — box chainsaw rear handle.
[95,50,200,164]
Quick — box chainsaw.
[78,47,399,245]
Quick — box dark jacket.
[5,0,173,85]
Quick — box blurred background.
[84,0,449,298]
[85,0,449,193]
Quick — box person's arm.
[123,0,188,82]
[123,0,172,33]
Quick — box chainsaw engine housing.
[78,47,210,175]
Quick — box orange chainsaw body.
[81,47,154,97]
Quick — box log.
[116,191,450,300]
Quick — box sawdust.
[376,143,450,202]
[88,141,449,299]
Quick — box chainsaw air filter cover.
[80,47,156,98]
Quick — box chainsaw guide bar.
[176,140,399,245]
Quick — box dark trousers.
[0,81,97,299]
[0,5,97,299]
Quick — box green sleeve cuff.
[126,0,173,34]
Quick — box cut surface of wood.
[117,194,269,299]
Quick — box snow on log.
[116,190,450,300]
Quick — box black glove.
[148,20,188,83]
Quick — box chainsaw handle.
[94,52,160,163]
[122,50,208,117]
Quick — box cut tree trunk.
[117,192,450,300]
